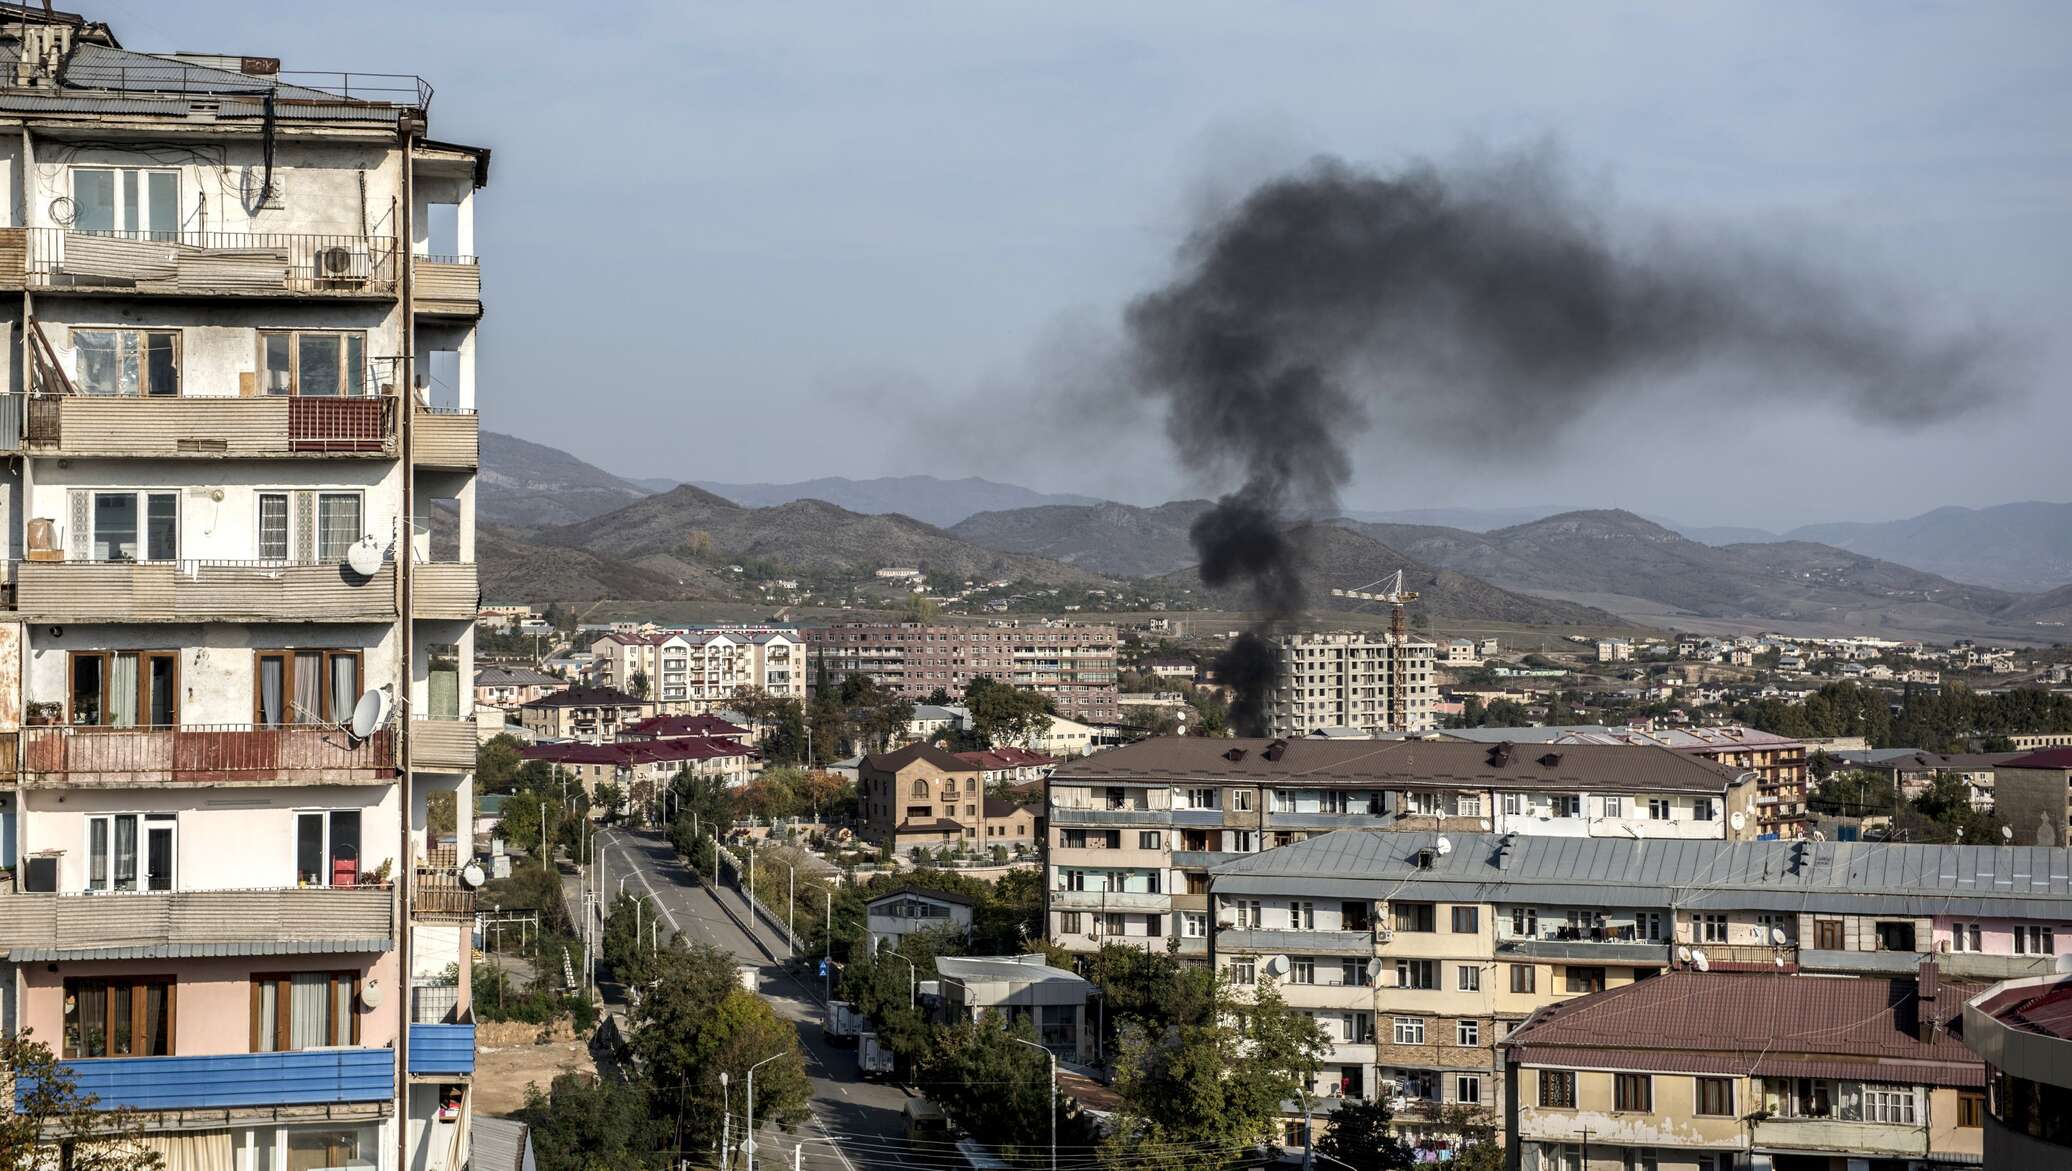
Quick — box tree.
[924,687,954,706]
[1,1031,165,1171]
[965,676,1053,747]
[627,670,651,699]
[594,781,626,821]
[918,1015,1098,1159]
[1435,1105,1503,1171]
[1315,1097,1413,1171]
[477,733,526,792]
[518,1072,664,1171]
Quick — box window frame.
[1614,1072,1653,1112]
[69,165,181,237]
[252,648,364,726]
[67,649,180,727]
[1457,964,1481,992]
[249,970,362,1052]
[1694,1076,1735,1117]
[1392,1016,1425,1045]
[1510,963,1536,993]
[84,810,177,893]
[256,329,369,398]
[1540,1069,1577,1109]
[1456,1019,1480,1047]
[1451,905,1480,934]
[62,974,176,1058]
[69,326,181,396]
[87,488,179,562]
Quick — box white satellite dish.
[359,978,385,1009]
[1264,954,1288,977]
[1435,836,1453,856]
[1366,958,1386,983]
[460,861,486,889]
[1692,950,1710,972]
[345,537,383,577]
[1811,830,1826,842]
[350,688,394,738]
[1769,926,1787,945]
[2002,825,2014,842]
[1677,945,1693,963]
[1729,811,1746,832]
[1773,956,1785,968]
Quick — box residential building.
[858,742,994,854]
[0,8,484,1166]
[1503,968,1985,1170]
[592,626,805,711]
[1273,631,1439,737]
[1962,975,2072,1169]
[2007,733,2072,751]
[933,955,1094,1062]
[517,685,653,743]
[1205,830,2070,1153]
[1832,749,2014,808]
[1024,712,1115,759]
[1140,654,1198,680]
[905,703,970,743]
[954,746,1057,786]
[805,621,1121,724]
[1595,638,1632,663]
[474,664,561,712]
[1441,639,1479,666]
[520,734,755,810]
[1045,737,1760,960]
[1992,747,2072,845]
[864,886,975,951]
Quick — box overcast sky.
[102,2,2072,530]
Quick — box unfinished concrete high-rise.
[1272,630,1438,737]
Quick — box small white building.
[865,886,976,951]
[933,954,1094,1062]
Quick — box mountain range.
[685,475,1101,528]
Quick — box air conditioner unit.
[316,246,372,281]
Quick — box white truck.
[858,1031,895,1078]
[825,1000,865,1046]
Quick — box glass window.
[63,976,173,1058]
[1392,1017,1424,1044]
[72,168,116,233]
[258,493,290,560]
[1452,906,1479,933]
[1457,1020,1479,1047]
[285,1123,376,1171]
[1540,1070,1576,1108]
[1457,964,1481,992]
[92,492,137,560]
[1510,964,1536,993]
[317,493,362,563]
[253,972,359,1053]
[258,331,368,397]
[1695,1076,1735,1116]
[1615,1073,1653,1112]
[146,493,177,561]
[73,329,179,396]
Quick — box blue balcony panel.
[406,1023,476,1076]
[22,1048,392,1112]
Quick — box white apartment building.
[592,626,805,710]
[0,10,485,1170]
[1274,631,1438,737]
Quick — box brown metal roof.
[1054,736,1747,793]
[863,741,979,775]
[1504,970,1984,1088]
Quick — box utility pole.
[745,1052,785,1171]
[1012,1037,1057,1171]
[719,1072,731,1171]
[824,889,833,1011]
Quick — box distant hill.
[1160,524,1627,627]
[1783,502,2072,593]
[1677,524,1784,547]
[480,431,651,529]
[1998,582,2072,628]
[1336,505,1576,531]
[949,500,1213,578]
[477,523,694,604]
[689,475,1103,528]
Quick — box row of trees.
[1808,767,2006,844]
[1735,681,2072,751]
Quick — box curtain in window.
[259,657,285,726]
[109,653,139,728]
[88,817,109,890]
[255,980,279,1051]
[259,494,290,560]
[331,979,352,1042]
[293,654,323,723]
[113,815,138,891]
[329,656,358,727]
[138,1132,234,1171]
[289,973,329,1049]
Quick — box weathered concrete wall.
[22,620,400,724]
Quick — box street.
[594,829,920,1171]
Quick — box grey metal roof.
[1211,829,2072,917]
[934,954,1089,986]
[0,40,417,123]
[0,887,395,959]
[472,1116,535,1171]
[12,936,390,962]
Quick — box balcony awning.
[10,936,391,962]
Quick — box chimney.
[1915,956,1940,1043]
[1497,832,1518,870]
[13,22,72,87]
[1487,742,1514,768]
[1262,738,1288,762]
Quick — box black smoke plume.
[1127,149,1997,734]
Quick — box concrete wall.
[23,621,400,724]
[36,296,402,396]
[1996,766,2069,846]
[27,139,401,237]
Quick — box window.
[1602,796,1624,819]
[1342,900,1371,931]
[71,166,179,236]
[90,490,178,561]
[294,810,363,888]
[1288,956,1315,985]
[2015,925,2056,955]
[911,780,929,798]
[1057,911,1081,935]
[63,976,173,1058]
[1230,788,1253,811]
[1815,919,1844,950]
[1395,959,1437,990]
[1392,1017,1425,1045]
[317,492,364,562]
[252,972,359,1052]
[1693,798,1715,821]
[1393,902,1436,933]
[1511,908,1539,937]
[259,330,367,397]
[1950,922,1982,952]
[1756,912,1793,945]
[1457,965,1481,992]
[1456,794,1481,817]
[1694,1076,1735,1116]
[68,650,178,727]
[73,328,179,396]
[1233,899,1262,928]
[1958,1090,1984,1128]
[1138,831,1161,850]
[1540,1069,1577,1108]
[1648,798,1670,820]
[1875,921,1918,952]
[1563,967,1606,994]
[258,492,292,561]
[254,649,362,728]
[1862,1085,1916,1124]
[1510,964,1536,993]
[1634,911,1664,942]
[1181,787,1217,810]
[86,812,176,892]
[1614,1073,1653,1112]
[1501,792,1523,817]
[1455,1074,1482,1105]
[1408,790,1442,815]
[1180,912,1207,939]
[1456,1019,1479,1047]
[1291,901,1315,930]
[1451,906,1480,934]
[1698,913,1729,943]
[1228,958,1256,985]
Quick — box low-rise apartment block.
[517,685,653,742]
[1991,746,2072,846]
[806,621,1120,723]
[591,626,805,711]
[859,742,1039,854]
[1273,631,1439,737]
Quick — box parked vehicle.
[902,1097,947,1142]
[859,1031,895,1078]
[825,1000,865,1046]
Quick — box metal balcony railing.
[22,392,395,456]
[13,559,397,622]
[21,228,400,296]
[19,723,398,785]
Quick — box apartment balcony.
[1050,889,1170,912]
[407,1021,477,1076]
[1172,808,1227,828]
[23,392,395,458]
[412,406,479,468]
[14,559,397,623]
[1267,811,1384,829]
[1799,948,1925,977]
[1172,850,1245,869]
[414,845,477,922]
[1220,928,1376,957]
[1051,806,1170,827]
[1281,981,1379,1010]
[413,254,482,317]
[19,724,398,788]
[411,717,478,772]
[1495,935,1674,965]
[30,1049,393,1112]
[0,886,393,960]
[1751,1116,1930,1156]
[412,561,479,619]
[16,228,400,298]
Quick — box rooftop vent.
[1223,747,1247,763]
[1262,739,1288,762]
[13,23,72,88]
[1538,752,1563,768]
[1487,743,1515,768]
[1413,848,1437,871]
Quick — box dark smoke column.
[1126,151,1993,737]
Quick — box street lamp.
[1010,1036,1057,1171]
[744,1051,787,1171]
[887,951,916,1009]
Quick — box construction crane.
[1329,570,1421,732]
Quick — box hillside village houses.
[0,7,490,1167]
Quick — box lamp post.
[719,1071,731,1171]
[744,1051,787,1171]
[888,951,916,1009]
[1011,1036,1057,1171]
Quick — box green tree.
[1,1032,166,1171]
[964,676,1054,747]
[518,1071,665,1171]
[477,733,526,792]
[1435,1105,1503,1171]
[594,781,626,821]
[918,1015,1097,1159]
[1315,1097,1413,1171]
[627,670,651,699]
[1809,769,1900,817]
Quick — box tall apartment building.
[1274,631,1438,737]
[0,9,485,1168]
[1209,831,2068,1155]
[806,621,1120,723]
[592,626,806,711]
[1045,737,1759,959]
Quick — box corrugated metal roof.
[0,887,394,958]
[935,955,1088,986]
[13,936,389,962]
[1211,829,2072,916]
[472,1117,534,1171]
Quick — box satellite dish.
[1774,956,1785,968]
[1692,950,1710,972]
[1770,926,1787,945]
[1811,830,1826,842]
[1366,958,1386,983]
[350,689,393,738]
[359,978,385,1009]
[2002,825,2014,842]
[1677,945,1693,963]
[1264,954,1288,977]
[460,861,486,889]
[1479,819,1492,832]
[1435,836,1453,856]
[345,537,383,577]
[1729,811,1746,832]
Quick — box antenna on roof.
[1434,836,1453,856]
[1692,950,1710,972]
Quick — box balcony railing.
[412,561,479,619]
[20,228,400,296]
[14,559,397,622]
[413,254,481,315]
[412,717,478,772]
[26,1048,394,1112]
[1050,806,1170,826]
[19,724,398,786]
[23,392,396,457]
[407,1021,477,1076]
[414,843,477,920]
[1050,889,1169,912]
[412,406,479,467]
[0,886,393,958]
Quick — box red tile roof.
[954,747,1058,771]
[521,736,752,767]
[864,741,978,774]
[622,713,750,739]
[2001,747,2072,770]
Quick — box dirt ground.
[470,1034,597,1117]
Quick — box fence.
[19,723,397,783]
[23,228,400,295]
